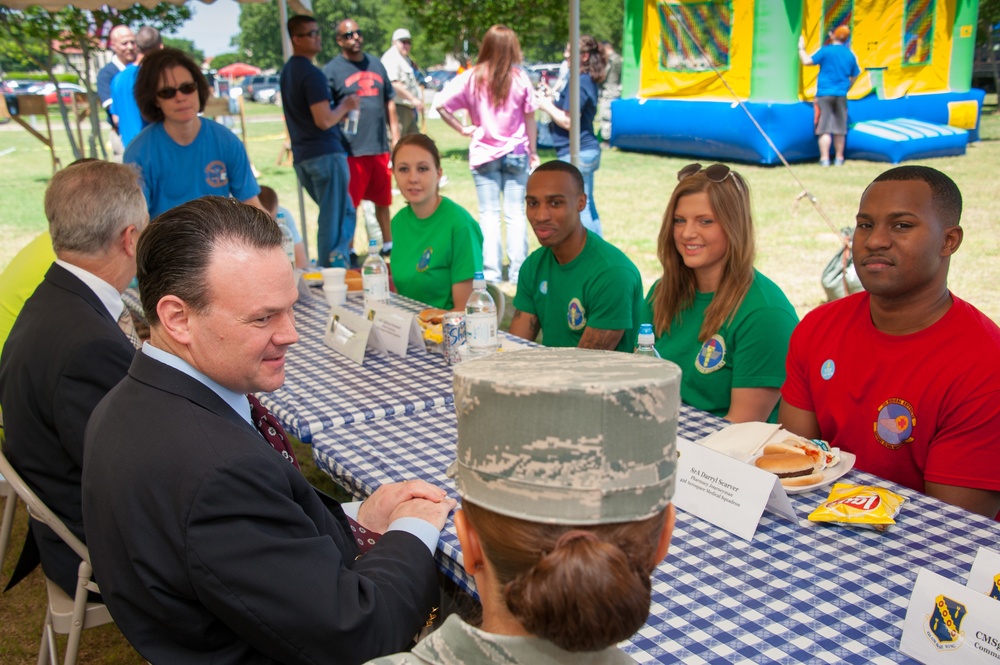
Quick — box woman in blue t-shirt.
[535,35,606,236]
[641,163,798,423]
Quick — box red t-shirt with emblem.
[782,292,1000,506]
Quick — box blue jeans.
[558,147,602,236]
[294,152,353,268]
[471,152,529,283]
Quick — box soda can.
[442,312,467,364]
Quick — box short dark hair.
[287,15,316,38]
[258,185,278,214]
[532,160,585,195]
[391,133,441,169]
[136,26,162,54]
[137,196,282,326]
[134,47,209,123]
[869,165,963,227]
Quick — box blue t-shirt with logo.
[812,44,860,97]
[125,118,260,218]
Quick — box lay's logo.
[826,494,881,511]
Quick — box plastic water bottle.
[465,272,498,356]
[635,323,660,358]
[277,211,295,268]
[342,108,359,136]
[361,239,389,310]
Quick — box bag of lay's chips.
[808,483,905,532]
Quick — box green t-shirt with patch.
[390,197,484,310]
[513,232,642,352]
[640,269,798,421]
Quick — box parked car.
[423,70,457,92]
[1,79,46,95]
[243,75,280,103]
[526,63,562,89]
[41,82,87,105]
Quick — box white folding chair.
[0,469,17,568]
[0,449,113,665]
[485,282,506,326]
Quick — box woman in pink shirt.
[435,24,538,284]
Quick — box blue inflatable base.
[610,89,984,165]
[846,119,968,164]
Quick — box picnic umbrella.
[217,62,262,79]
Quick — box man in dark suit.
[0,160,147,596]
[83,196,456,664]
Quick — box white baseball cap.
[392,28,411,42]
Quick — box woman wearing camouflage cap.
[368,347,680,664]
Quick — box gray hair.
[45,161,147,255]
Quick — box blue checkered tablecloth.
[311,404,1000,664]
[255,290,460,441]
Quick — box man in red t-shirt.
[780,166,1000,520]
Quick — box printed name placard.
[672,437,798,541]
[900,568,1000,664]
[323,307,373,366]
[967,547,1000,602]
[368,303,424,357]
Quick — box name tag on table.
[673,437,798,541]
[900,568,1000,663]
[968,547,1000,601]
[367,302,424,357]
[323,307,373,366]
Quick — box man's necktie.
[117,306,142,349]
[245,395,381,553]
[246,394,300,469]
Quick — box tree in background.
[163,36,205,65]
[979,0,999,111]
[231,0,623,72]
[209,52,243,70]
[0,3,189,159]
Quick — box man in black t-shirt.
[280,15,359,268]
[323,18,400,258]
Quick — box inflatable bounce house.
[612,0,985,163]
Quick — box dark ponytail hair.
[462,501,665,652]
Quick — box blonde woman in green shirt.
[390,134,484,310]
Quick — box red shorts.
[347,153,393,207]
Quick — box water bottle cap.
[474,271,485,280]
[638,323,653,335]
[368,239,378,248]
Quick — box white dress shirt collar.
[141,342,252,426]
[55,259,123,322]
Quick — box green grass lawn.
[4,98,999,322]
[1,98,998,661]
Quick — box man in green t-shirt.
[510,161,642,352]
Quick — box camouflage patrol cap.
[449,347,681,525]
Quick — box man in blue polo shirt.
[798,26,860,166]
[280,15,360,267]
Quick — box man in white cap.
[381,28,423,136]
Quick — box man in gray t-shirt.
[324,18,399,257]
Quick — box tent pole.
[569,0,580,167]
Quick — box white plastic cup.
[321,267,346,286]
[324,283,348,307]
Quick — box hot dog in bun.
[754,453,825,487]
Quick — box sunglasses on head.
[338,29,363,40]
[296,29,321,38]
[156,81,198,100]
[677,162,744,194]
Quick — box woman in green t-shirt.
[642,163,798,423]
[390,134,484,311]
